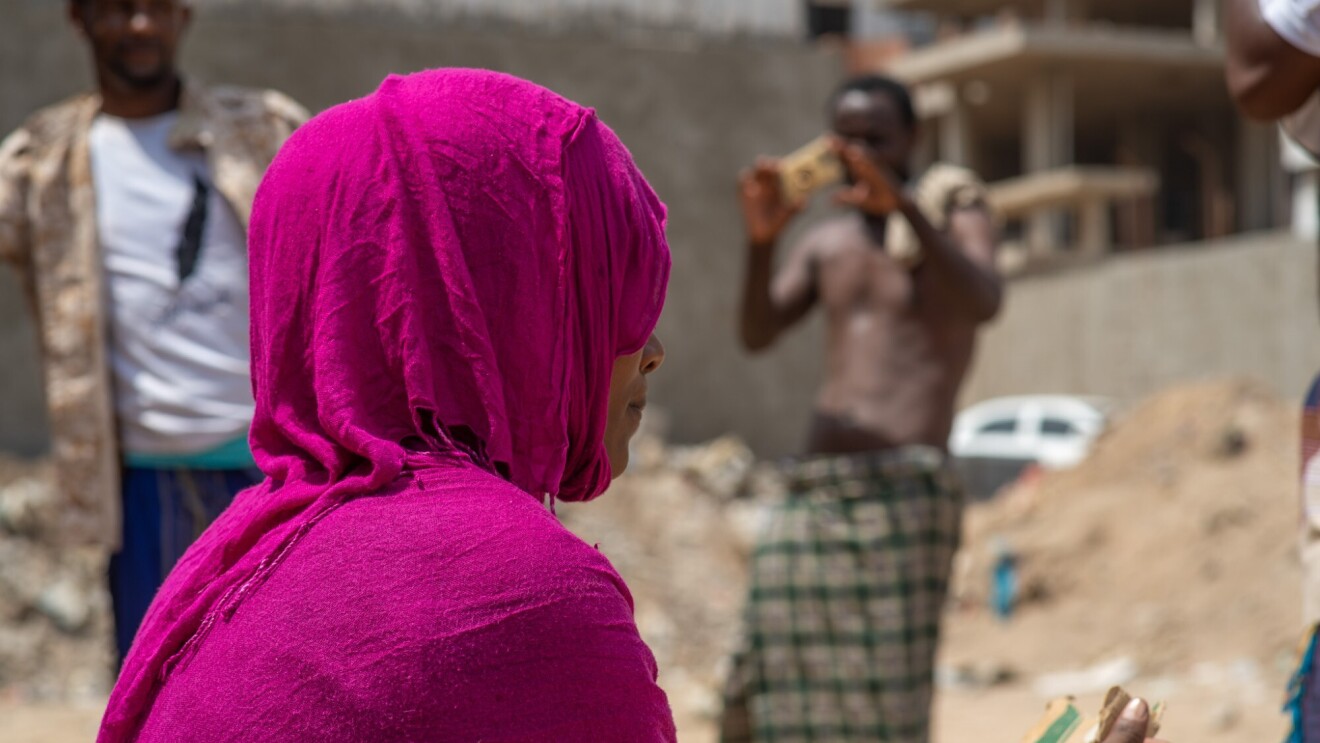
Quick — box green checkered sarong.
[720,447,963,743]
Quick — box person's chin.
[111,61,174,91]
[608,454,629,480]
[606,436,635,480]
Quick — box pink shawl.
[99,69,671,740]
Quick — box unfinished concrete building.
[873,0,1296,270]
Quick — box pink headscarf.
[100,69,670,739]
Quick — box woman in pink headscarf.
[98,69,674,742]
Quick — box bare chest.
[816,236,916,315]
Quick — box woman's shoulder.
[138,469,673,742]
[301,465,633,605]
[215,465,643,664]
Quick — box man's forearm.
[1225,0,1283,115]
[1224,0,1320,119]
[740,240,783,352]
[898,197,1002,321]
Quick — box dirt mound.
[948,378,1301,680]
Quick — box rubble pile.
[0,457,113,703]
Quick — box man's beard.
[113,68,173,90]
[105,45,175,91]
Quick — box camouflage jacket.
[0,80,307,549]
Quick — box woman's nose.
[641,334,665,374]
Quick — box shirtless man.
[721,75,1001,743]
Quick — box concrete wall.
[961,231,1320,406]
[202,0,807,38]
[0,0,841,457]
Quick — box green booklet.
[1021,688,1163,743]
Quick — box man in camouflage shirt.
[0,0,306,663]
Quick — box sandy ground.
[0,378,1303,742]
[0,683,1289,743]
[1,701,104,743]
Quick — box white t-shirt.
[1262,0,1320,56]
[89,111,254,457]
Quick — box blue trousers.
[107,466,261,663]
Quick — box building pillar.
[939,97,972,168]
[1078,198,1110,257]
[1194,0,1220,46]
[1116,122,1160,249]
[913,123,936,174]
[1043,0,1086,24]
[1182,128,1235,240]
[1237,122,1276,232]
[1023,70,1074,254]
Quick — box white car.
[949,396,1110,498]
